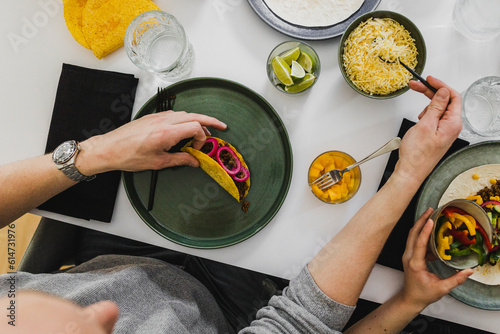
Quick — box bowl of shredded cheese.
[338,11,427,99]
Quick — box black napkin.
[38,64,139,222]
[376,118,469,271]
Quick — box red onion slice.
[482,200,500,207]
[232,167,249,182]
[216,146,241,175]
[204,138,218,157]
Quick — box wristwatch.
[52,140,96,182]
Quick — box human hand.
[77,111,227,174]
[401,208,473,312]
[393,76,462,185]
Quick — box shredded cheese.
[343,18,418,95]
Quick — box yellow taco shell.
[181,137,250,202]
[63,0,91,49]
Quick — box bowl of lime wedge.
[266,41,321,94]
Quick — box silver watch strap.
[59,164,96,182]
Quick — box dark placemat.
[38,64,138,222]
[376,118,469,271]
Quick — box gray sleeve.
[239,266,355,334]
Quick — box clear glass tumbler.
[452,0,500,41]
[461,76,500,138]
[125,11,194,80]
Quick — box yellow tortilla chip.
[63,0,91,49]
[182,137,251,202]
[82,0,160,59]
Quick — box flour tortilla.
[439,164,500,285]
[263,0,365,27]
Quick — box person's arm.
[240,77,468,334]
[307,76,463,307]
[0,111,226,229]
[344,209,473,334]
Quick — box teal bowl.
[338,10,427,99]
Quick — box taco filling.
[182,137,251,202]
[438,165,500,285]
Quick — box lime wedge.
[290,60,305,80]
[297,51,314,73]
[272,56,294,86]
[280,46,301,66]
[285,73,316,93]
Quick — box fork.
[311,137,401,191]
[147,88,175,211]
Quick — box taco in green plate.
[181,136,250,202]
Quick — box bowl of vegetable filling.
[430,199,493,270]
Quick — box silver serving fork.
[311,137,401,191]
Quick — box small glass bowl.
[429,199,493,270]
[266,41,321,95]
[308,151,361,204]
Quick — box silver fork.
[311,137,401,191]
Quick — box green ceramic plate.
[123,78,293,249]
[416,141,500,309]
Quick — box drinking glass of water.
[452,0,500,41]
[461,76,500,138]
[125,11,194,80]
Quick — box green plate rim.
[415,140,500,309]
[122,77,293,249]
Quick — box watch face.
[53,141,77,164]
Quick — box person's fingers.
[158,152,200,168]
[412,219,435,265]
[427,76,460,99]
[164,121,208,150]
[88,300,120,333]
[158,111,227,131]
[418,106,428,120]
[409,80,434,99]
[439,268,473,294]
[419,88,451,128]
[203,126,211,136]
[409,76,460,101]
[403,208,434,263]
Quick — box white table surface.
[1,0,500,331]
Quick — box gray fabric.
[240,268,355,333]
[0,255,355,333]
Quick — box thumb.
[162,152,200,168]
[421,88,450,126]
[442,268,473,292]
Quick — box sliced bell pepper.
[447,247,472,257]
[450,212,476,236]
[436,221,453,261]
[476,223,498,252]
[448,229,476,245]
[471,232,487,266]
[463,214,477,229]
[466,195,484,205]
[443,206,469,218]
